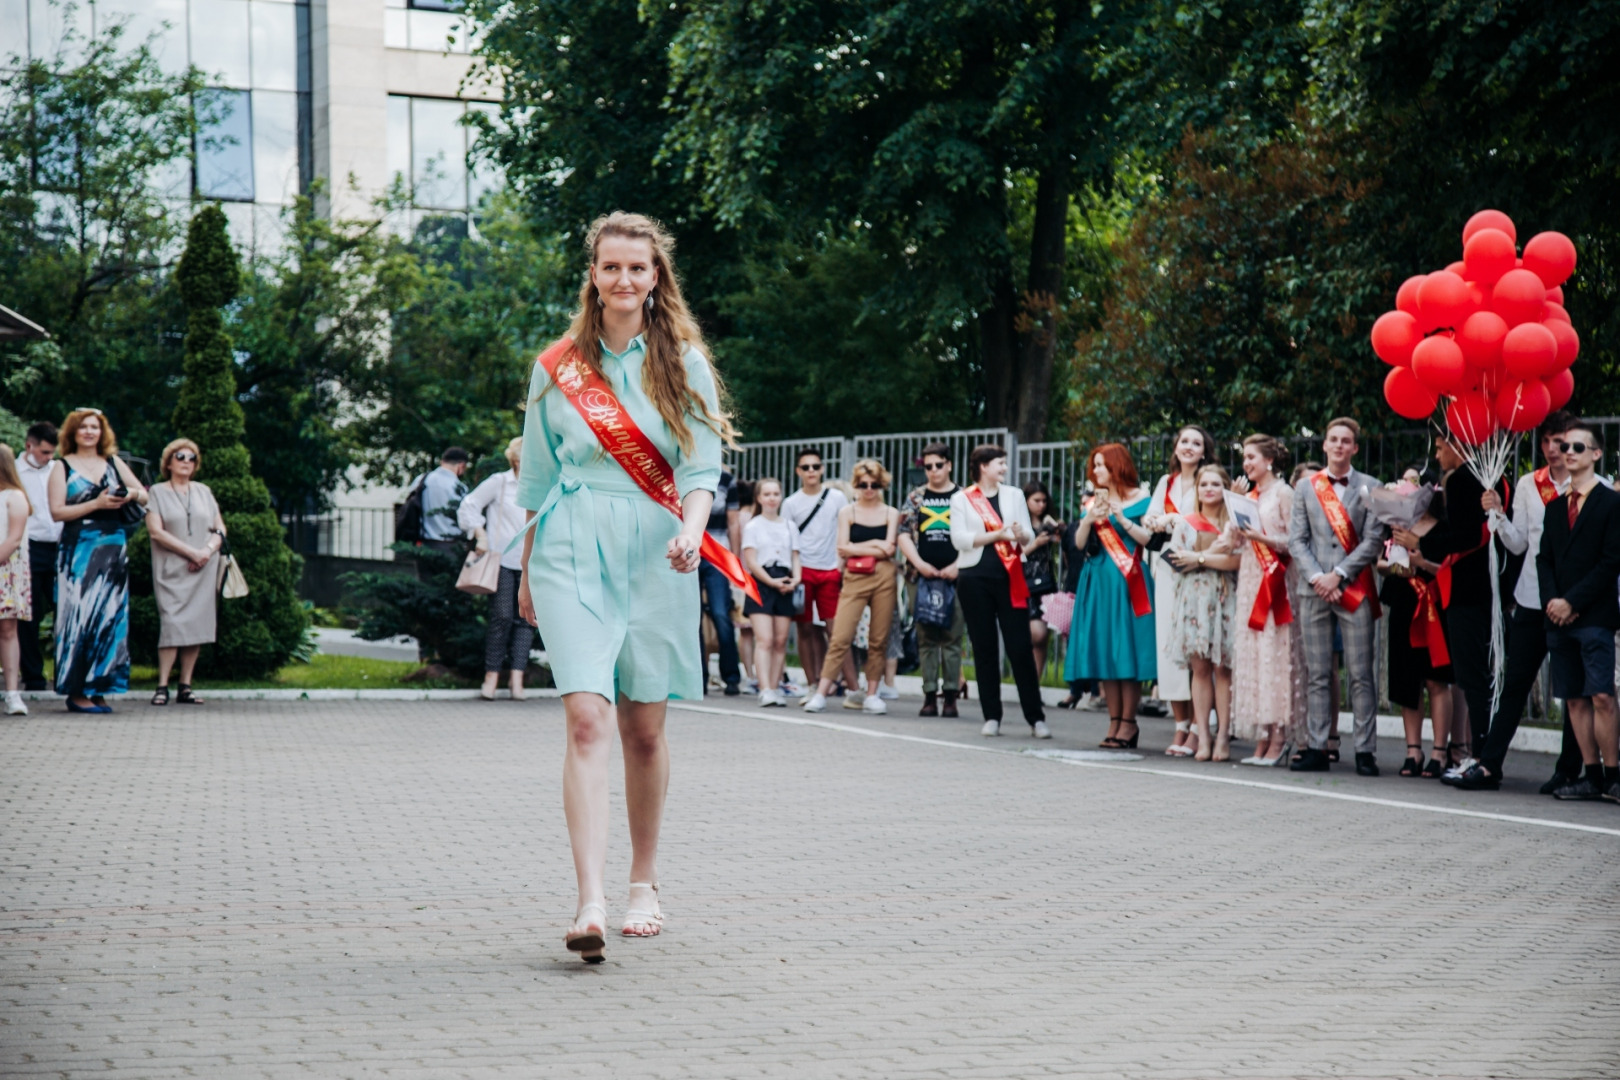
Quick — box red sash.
[538,338,760,603]
[1095,507,1152,618]
[1162,476,1181,515]
[1409,577,1450,667]
[1310,472,1381,617]
[1186,512,1220,535]
[1532,467,1557,506]
[1434,523,1491,609]
[1249,543,1294,632]
[965,485,1028,609]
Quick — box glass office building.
[1,0,498,250]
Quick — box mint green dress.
[516,336,722,702]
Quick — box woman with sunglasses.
[801,459,899,714]
[46,408,148,713]
[146,438,227,705]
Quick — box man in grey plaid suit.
[1288,417,1388,775]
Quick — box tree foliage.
[129,206,310,678]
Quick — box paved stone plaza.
[3,695,1618,1078]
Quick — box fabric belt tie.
[507,472,608,621]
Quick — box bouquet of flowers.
[1363,480,1436,570]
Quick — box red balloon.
[1370,310,1422,366]
[1446,391,1496,445]
[1462,228,1516,287]
[1445,260,1467,277]
[1457,310,1508,368]
[1547,285,1564,304]
[1384,366,1439,420]
[1522,231,1576,288]
[1417,271,1472,331]
[1463,210,1517,247]
[1542,302,1571,324]
[1491,268,1547,326]
[1496,379,1551,433]
[1546,367,1574,410]
[1411,335,1469,393]
[1502,322,1559,379]
[1547,319,1580,369]
[1395,275,1427,318]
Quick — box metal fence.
[282,506,397,562]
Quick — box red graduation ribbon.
[1095,513,1152,618]
[1311,472,1381,617]
[964,484,1029,609]
[1434,522,1491,609]
[1162,476,1181,515]
[1409,577,1450,667]
[1186,512,1220,535]
[537,338,760,604]
[1532,467,1557,506]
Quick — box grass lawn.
[37,654,474,692]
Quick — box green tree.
[0,17,208,455]
[131,205,309,677]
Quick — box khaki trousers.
[820,567,897,690]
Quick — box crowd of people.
[1,413,228,716]
[696,412,1620,805]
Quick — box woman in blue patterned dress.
[515,213,734,963]
[47,409,147,713]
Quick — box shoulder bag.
[455,548,501,595]
[915,575,956,628]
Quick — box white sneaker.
[980,719,1000,737]
[862,695,887,715]
[802,693,827,713]
[1444,756,1478,780]
[877,684,899,701]
[1032,720,1051,739]
[759,689,778,708]
[842,692,866,710]
[4,691,26,717]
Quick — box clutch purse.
[845,555,877,575]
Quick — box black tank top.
[849,520,888,544]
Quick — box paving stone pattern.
[2,698,1618,1079]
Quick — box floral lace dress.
[0,490,30,621]
[1231,482,1306,741]
[1165,518,1238,668]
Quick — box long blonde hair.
[1194,464,1232,529]
[0,444,32,516]
[556,212,738,453]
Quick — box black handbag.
[1023,551,1056,596]
[915,576,956,629]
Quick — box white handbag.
[219,554,250,599]
[455,548,501,595]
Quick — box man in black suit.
[1536,422,1620,802]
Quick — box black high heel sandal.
[1398,744,1423,777]
[1099,718,1125,748]
[176,684,204,705]
[1421,754,1446,779]
[1117,719,1140,749]
[150,686,170,706]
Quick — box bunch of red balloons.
[1373,210,1578,442]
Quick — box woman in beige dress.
[146,438,226,705]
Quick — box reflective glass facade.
[387,93,499,225]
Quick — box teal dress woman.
[1065,442,1158,748]
[515,212,735,965]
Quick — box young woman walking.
[515,212,742,963]
[740,478,801,707]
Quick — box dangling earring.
[645,290,655,311]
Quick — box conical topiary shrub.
[151,204,308,678]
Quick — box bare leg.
[797,623,826,689]
[618,697,670,934]
[771,617,791,691]
[178,645,201,685]
[1568,697,1598,764]
[562,692,615,922]
[1100,680,1124,741]
[1593,693,1619,769]
[1120,681,1142,723]
[482,670,500,696]
[1189,656,1214,760]
[157,645,178,687]
[0,620,18,693]
[1213,664,1233,759]
[739,625,756,685]
[508,669,526,700]
[1169,698,1193,749]
[1029,619,1049,681]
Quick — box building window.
[387,94,500,216]
[385,0,472,53]
[195,87,254,201]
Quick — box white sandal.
[622,882,664,938]
[1165,721,1195,757]
[565,901,607,962]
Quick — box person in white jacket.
[458,437,536,700]
[950,444,1048,738]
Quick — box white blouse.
[458,470,526,571]
[742,514,800,570]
